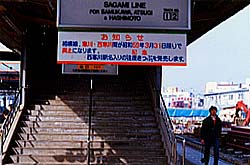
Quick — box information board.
[62,64,118,75]
[58,0,190,30]
[57,31,186,66]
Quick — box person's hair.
[209,106,217,112]
[3,109,9,116]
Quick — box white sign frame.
[57,0,191,30]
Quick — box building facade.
[162,86,204,109]
[162,79,250,122]
[204,80,250,110]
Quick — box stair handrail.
[159,91,175,135]
[147,75,177,164]
[158,89,177,164]
[0,87,23,164]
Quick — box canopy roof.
[0,0,249,56]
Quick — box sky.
[162,5,250,94]
[0,42,11,52]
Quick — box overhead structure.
[0,0,249,54]
[0,0,57,53]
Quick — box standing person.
[200,106,222,165]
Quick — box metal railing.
[0,87,23,165]
[147,75,177,164]
[158,90,177,164]
[87,78,93,165]
[175,135,186,165]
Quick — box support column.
[20,32,27,109]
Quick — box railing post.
[87,78,93,165]
[172,138,177,165]
[0,129,3,165]
[20,31,27,109]
[182,138,186,165]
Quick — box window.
[229,94,233,100]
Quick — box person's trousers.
[204,138,219,165]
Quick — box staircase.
[4,73,167,164]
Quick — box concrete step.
[27,109,154,116]
[91,106,152,111]
[5,162,166,165]
[49,95,90,101]
[25,115,88,121]
[20,127,160,134]
[32,98,150,106]
[12,147,87,155]
[32,105,89,111]
[93,94,150,99]
[25,115,156,122]
[19,127,89,134]
[57,91,149,101]
[21,121,88,128]
[92,96,150,102]
[25,112,155,120]
[9,154,88,164]
[12,147,164,156]
[21,120,157,128]
[4,163,84,165]
[18,133,88,141]
[15,140,88,148]
[17,133,161,141]
[92,110,154,116]
[15,139,163,149]
[32,104,152,111]
[9,154,166,164]
[27,109,89,116]
[29,99,89,106]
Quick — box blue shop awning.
[167,108,211,117]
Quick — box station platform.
[177,142,247,165]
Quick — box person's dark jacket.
[200,115,222,142]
